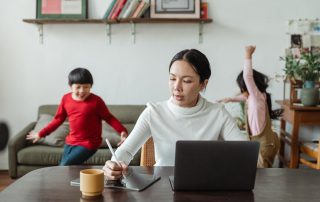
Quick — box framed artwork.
[36,0,88,19]
[291,34,302,48]
[150,0,200,19]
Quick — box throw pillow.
[33,114,69,147]
[101,122,121,148]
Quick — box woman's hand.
[245,45,256,59]
[26,131,41,143]
[103,160,128,180]
[117,131,128,146]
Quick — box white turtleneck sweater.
[114,96,249,166]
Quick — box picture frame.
[150,0,200,19]
[291,34,302,48]
[36,0,88,19]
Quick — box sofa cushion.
[18,145,63,165]
[17,145,141,166]
[101,123,135,147]
[33,114,69,147]
[17,146,112,165]
[101,122,121,148]
[107,105,146,124]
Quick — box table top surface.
[276,100,320,111]
[1,166,320,202]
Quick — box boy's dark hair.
[68,68,93,86]
[236,70,283,119]
[169,49,211,83]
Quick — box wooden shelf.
[22,18,213,24]
[23,18,213,44]
[23,18,117,24]
[276,100,320,111]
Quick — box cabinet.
[277,100,320,168]
[22,18,213,44]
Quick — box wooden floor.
[0,170,15,192]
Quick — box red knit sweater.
[39,93,127,149]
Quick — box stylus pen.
[105,138,127,179]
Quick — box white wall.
[0,0,319,169]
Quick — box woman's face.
[169,60,207,107]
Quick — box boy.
[26,68,128,165]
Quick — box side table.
[276,100,320,168]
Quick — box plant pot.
[301,87,319,106]
[303,80,315,88]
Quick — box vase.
[301,81,319,106]
[303,80,315,88]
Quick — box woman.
[103,49,249,180]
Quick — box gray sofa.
[8,104,146,178]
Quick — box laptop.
[169,140,260,191]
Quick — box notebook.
[71,168,160,191]
[169,140,260,191]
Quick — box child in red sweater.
[26,68,128,165]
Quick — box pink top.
[230,59,267,136]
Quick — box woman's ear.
[201,79,209,91]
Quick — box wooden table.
[1,166,320,202]
[276,100,320,168]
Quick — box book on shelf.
[106,0,119,19]
[136,2,150,18]
[132,0,149,18]
[118,0,132,19]
[140,5,150,18]
[102,0,118,19]
[110,0,128,20]
[120,0,140,19]
[201,2,208,19]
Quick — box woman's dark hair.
[68,68,93,86]
[236,70,283,119]
[169,49,211,83]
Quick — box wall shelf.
[23,18,212,24]
[22,18,213,44]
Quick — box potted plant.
[299,51,320,106]
[280,54,301,83]
[298,51,320,87]
[281,50,320,106]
